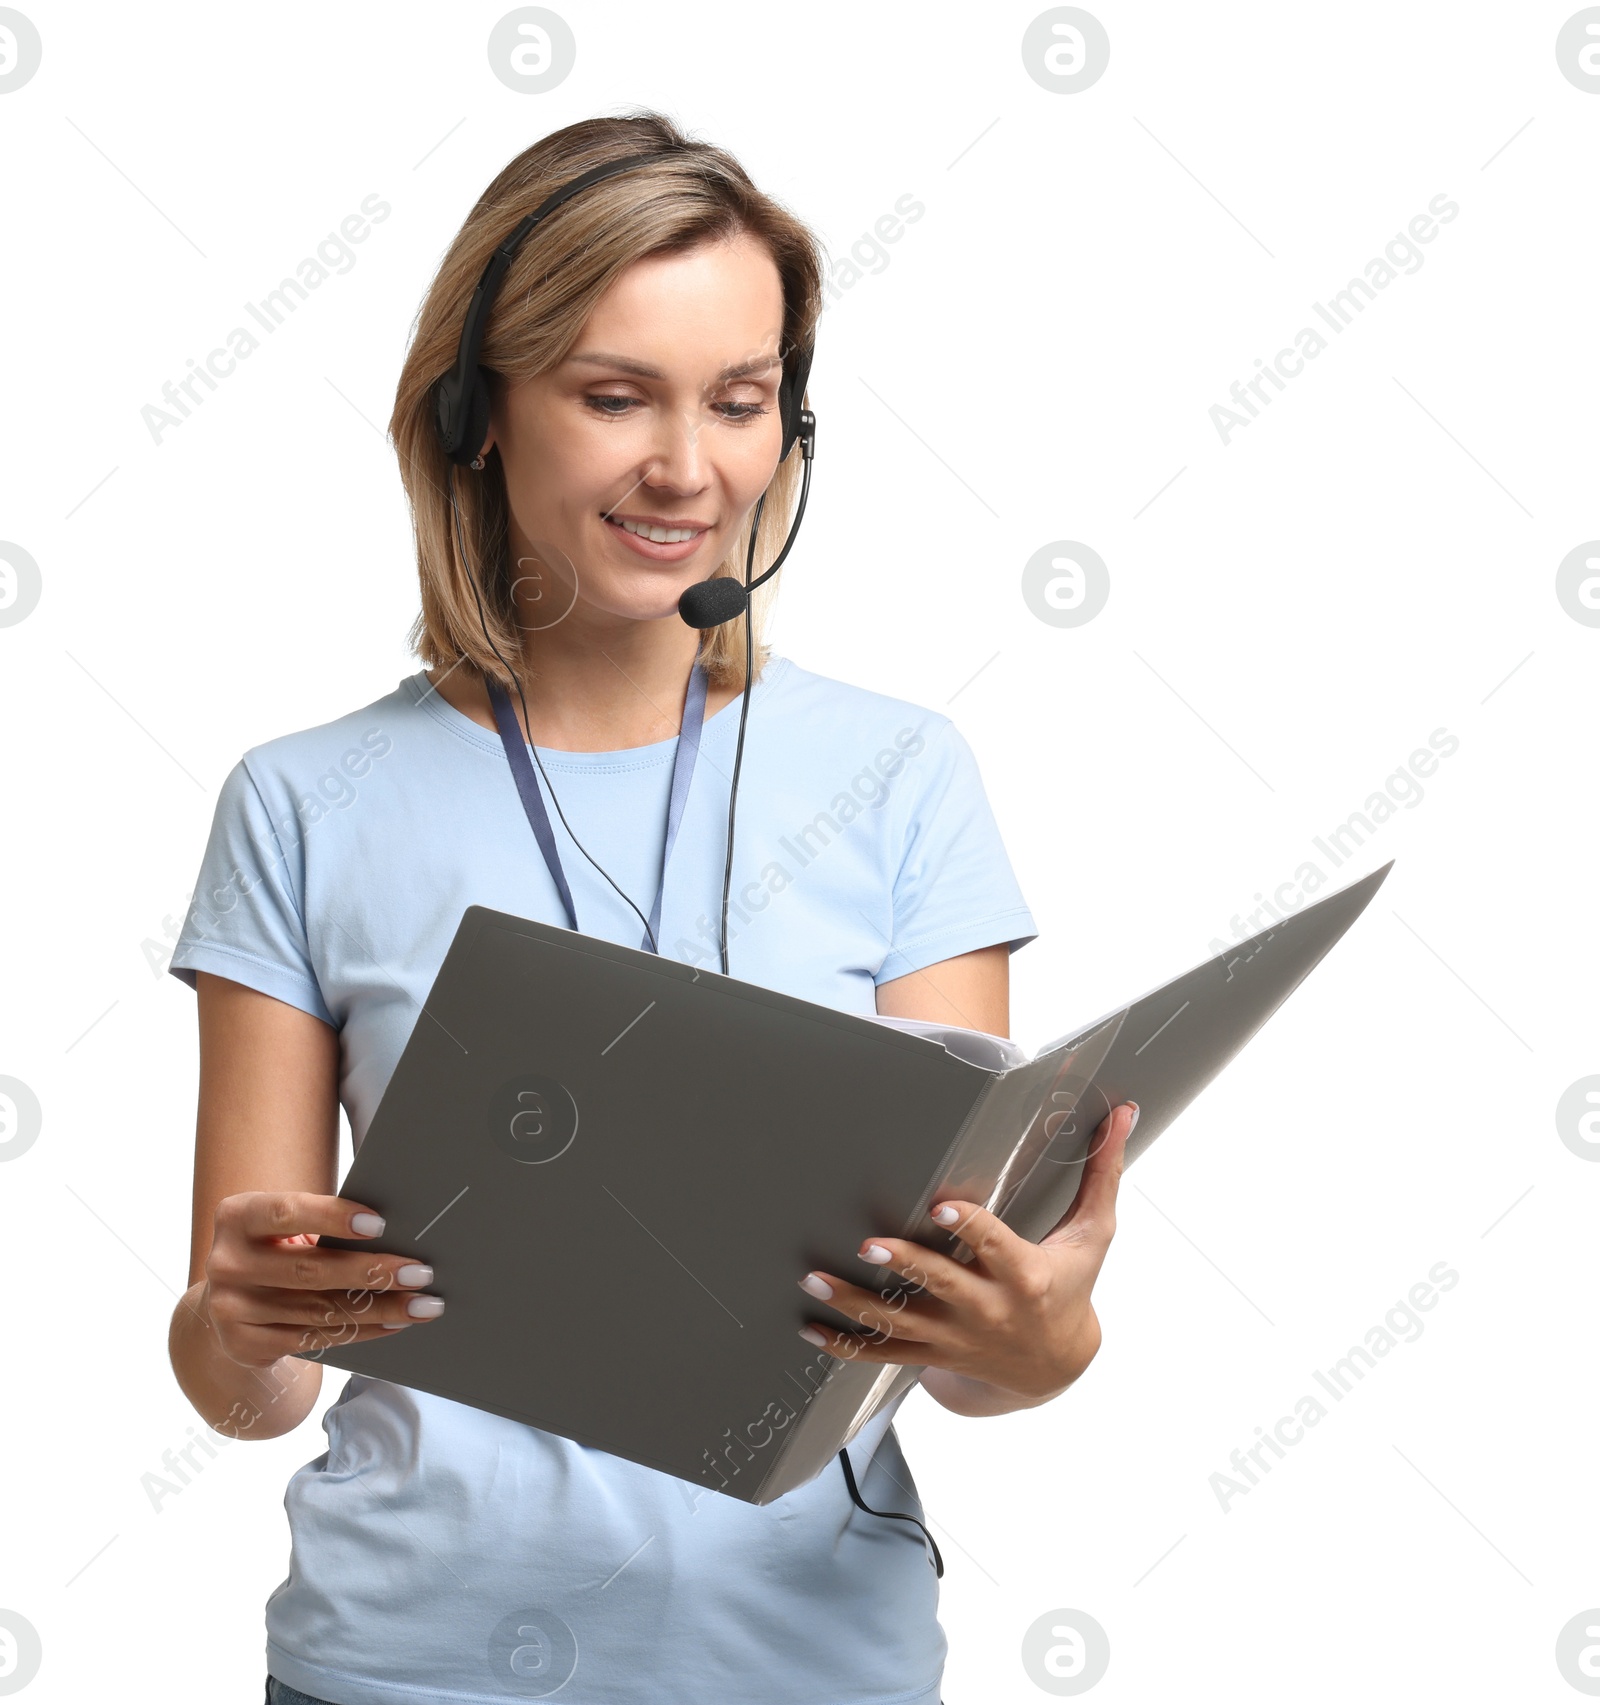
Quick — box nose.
[643,397,711,493]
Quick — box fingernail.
[931,1205,959,1226]
[860,1243,893,1263]
[798,1326,828,1347]
[799,1273,834,1300]
[1127,1103,1140,1134]
[407,1295,446,1319]
[351,1212,386,1236]
[381,1321,411,1331]
[396,1264,434,1287]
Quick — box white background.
[2,2,1597,1701]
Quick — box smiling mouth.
[602,514,710,544]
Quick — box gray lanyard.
[484,665,708,952]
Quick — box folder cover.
[306,859,1392,1502]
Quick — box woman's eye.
[582,396,770,422]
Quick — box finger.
[233,1314,440,1376]
[257,1242,437,1296]
[225,1190,392,1248]
[1063,1101,1135,1229]
[214,1193,429,1294]
[797,1267,947,1342]
[833,1234,985,1309]
[294,1284,447,1329]
[222,1281,446,1334]
[924,1197,1045,1286]
[210,1227,433,1299]
[797,1321,936,1365]
[291,1313,439,1358]
[213,1316,428,1385]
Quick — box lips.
[601,513,711,564]
[607,514,710,542]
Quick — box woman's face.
[483,231,789,629]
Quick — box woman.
[167,110,1135,1705]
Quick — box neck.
[514,613,707,748]
[428,603,745,752]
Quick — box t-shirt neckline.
[406,654,789,771]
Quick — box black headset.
[433,148,815,629]
[431,144,942,1579]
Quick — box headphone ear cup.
[437,366,494,466]
[779,342,814,459]
[455,366,494,467]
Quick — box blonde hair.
[390,110,825,694]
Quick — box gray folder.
[307,858,1392,1503]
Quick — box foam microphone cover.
[677,575,748,629]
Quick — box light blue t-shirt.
[170,653,1036,1705]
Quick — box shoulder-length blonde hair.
[391,110,824,694]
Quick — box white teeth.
[610,517,701,544]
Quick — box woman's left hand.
[795,1101,1137,1405]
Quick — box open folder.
[308,858,1393,1503]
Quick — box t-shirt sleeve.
[876,717,1038,985]
[167,757,336,1027]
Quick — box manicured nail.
[860,1243,893,1263]
[1127,1103,1140,1134]
[931,1205,959,1226]
[406,1295,446,1319]
[798,1326,828,1347]
[381,1321,411,1331]
[351,1212,385,1236]
[396,1264,434,1287]
[799,1273,833,1300]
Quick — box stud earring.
[470,453,486,471]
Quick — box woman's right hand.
[202,1191,445,1368]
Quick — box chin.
[584,576,702,625]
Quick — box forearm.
[918,1365,1066,1418]
[168,1279,322,1440]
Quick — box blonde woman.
[167,109,1135,1705]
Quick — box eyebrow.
[565,350,779,382]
